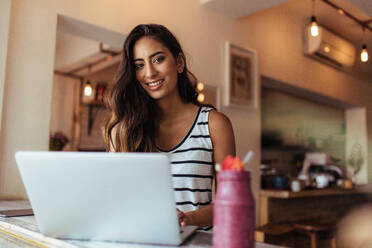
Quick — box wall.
[0,0,58,198]
[49,75,79,151]
[346,108,368,184]
[262,88,346,162]
[0,0,12,130]
[54,32,104,71]
[51,29,121,152]
[235,0,372,182]
[79,65,118,151]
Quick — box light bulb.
[84,82,93,96]
[324,45,331,53]
[197,93,205,103]
[361,45,369,63]
[310,16,319,37]
[197,82,204,91]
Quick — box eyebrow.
[133,51,165,62]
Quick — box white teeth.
[148,80,163,87]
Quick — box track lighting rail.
[322,0,372,33]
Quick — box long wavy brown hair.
[104,24,199,152]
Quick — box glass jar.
[213,170,255,248]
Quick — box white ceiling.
[200,0,291,19]
[347,0,372,17]
[201,0,372,20]
[201,0,372,80]
[58,15,126,48]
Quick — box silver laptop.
[15,151,197,245]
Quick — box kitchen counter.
[0,201,284,248]
[259,184,372,225]
[260,184,372,199]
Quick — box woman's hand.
[177,209,188,227]
[177,206,214,227]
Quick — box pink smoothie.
[213,170,255,248]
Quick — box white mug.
[291,180,301,192]
[316,174,329,188]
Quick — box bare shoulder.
[208,109,236,163]
[208,109,233,132]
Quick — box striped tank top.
[158,106,214,213]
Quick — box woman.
[104,24,235,228]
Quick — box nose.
[144,63,157,79]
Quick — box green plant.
[348,143,363,175]
[49,132,69,151]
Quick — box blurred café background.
[2,0,372,247]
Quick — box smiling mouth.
[146,79,164,88]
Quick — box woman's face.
[133,37,184,101]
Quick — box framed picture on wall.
[224,42,258,109]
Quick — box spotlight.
[84,81,93,96]
[310,16,319,37]
[361,44,369,63]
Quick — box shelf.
[260,184,372,199]
[262,146,311,152]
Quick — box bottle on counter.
[213,160,255,248]
[95,83,106,103]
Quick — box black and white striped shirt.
[158,106,214,213]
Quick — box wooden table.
[0,201,284,248]
[259,185,372,225]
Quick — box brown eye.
[134,63,144,70]
[153,56,165,64]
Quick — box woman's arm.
[180,110,236,227]
[208,110,236,164]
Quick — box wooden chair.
[255,223,294,247]
[293,220,336,248]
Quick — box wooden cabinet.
[259,185,372,226]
